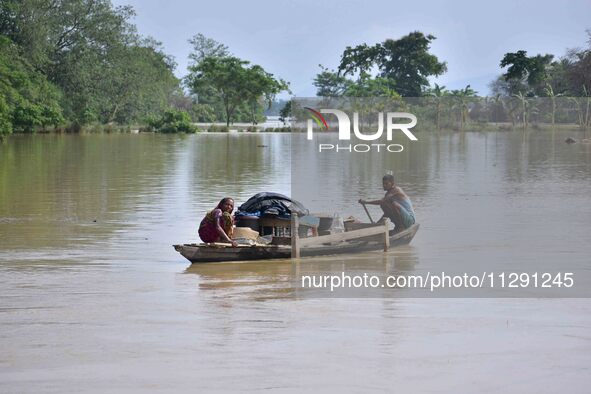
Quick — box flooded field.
[1,131,590,392]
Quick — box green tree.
[313,65,353,96]
[187,33,229,67]
[103,40,179,123]
[492,31,590,98]
[1,0,179,126]
[338,31,447,96]
[563,31,591,96]
[0,35,63,136]
[187,56,288,126]
[190,103,217,123]
[279,100,292,125]
[500,50,554,96]
[343,72,399,98]
[0,95,11,135]
[314,66,400,98]
[184,34,233,121]
[244,65,289,124]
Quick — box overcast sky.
[113,0,590,97]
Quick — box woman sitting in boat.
[358,174,415,233]
[198,197,238,247]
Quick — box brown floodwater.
[1,131,590,392]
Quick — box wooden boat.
[174,223,419,263]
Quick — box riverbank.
[2,121,588,139]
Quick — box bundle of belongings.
[235,192,309,219]
[234,193,319,241]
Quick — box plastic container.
[330,214,345,234]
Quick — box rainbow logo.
[305,107,328,130]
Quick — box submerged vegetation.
[0,1,589,139]
[147,109,197,134]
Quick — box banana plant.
[426,83,448,131]
[450,85,477,131]
[544,84,563,128]
[583,86,590,130]
[569,97,584,128]
[512,92,529,130]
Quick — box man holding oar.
[358,174,416,233]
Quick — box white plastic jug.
[330,214,345,234]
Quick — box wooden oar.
[360,201,375,224]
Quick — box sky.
[112,0,590,97]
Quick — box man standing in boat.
[358,174,416,233]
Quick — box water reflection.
[0,134,181,252]
[0,133,291,264]
[184,246,420,299]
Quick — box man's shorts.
[399,206,415,228]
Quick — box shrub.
[208,124,229,132]
[148,109,197,133]
[0,97,13,137]
[0,37,64,135]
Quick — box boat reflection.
[183,246,419,300]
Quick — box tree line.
[0,0,179,136]
[0,0,289,137]
[1,1,589,138]
[307,30,590,130]
[313,30,590,99]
